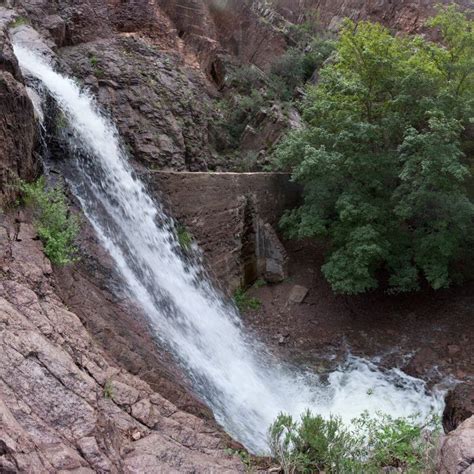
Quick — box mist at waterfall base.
[14,45,444,454]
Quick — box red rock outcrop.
[10,0,470,175]
[0,10,39,207]
[0,214,243,473]
[438,416,474,473]
[443,382,474,432]
[272,0,472,34]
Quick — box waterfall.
[14,45,444,454]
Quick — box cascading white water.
[14,45,444,453]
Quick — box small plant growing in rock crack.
[103,380,114,399]
[88,54,105,78]
[9,16,30,28]
[234,288,262,312]
[176,224,192,251]
[55,112,68,132]
[252,278,267,289]
[21,177,80,265]
[88,54,99,67]
[225,449,254,473]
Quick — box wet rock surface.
[0,214,243,472]
[444,383,474,433]
[0,11,39,207]
[59,37,217,171]
[52,212,221,422]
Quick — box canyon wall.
[0,9,39,207]
[6,0,469,177]
[0,215,243,473]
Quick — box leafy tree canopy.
[276,6,474,294]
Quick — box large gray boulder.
[438,416,474,474]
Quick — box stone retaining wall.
[148,171,301,292]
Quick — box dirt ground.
[242,239,474,387]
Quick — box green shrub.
[287,11,323,47]
[21,177,80,265]
[275,6,474,294]
[103,380,114,399]
[225,449,254,473]
[9,16,29,28]
[301,38,336,80]
[252,278,267,289]
[234,288,262,312]
[176,224,192,251]
[227,65,265,93]
[269,411,440,473]
[219,91,265,148]
[270,49,306,96]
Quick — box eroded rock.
[438,416,474,474]
[0,216,243,472]
[443,382,474,433]
[0,13,39,207]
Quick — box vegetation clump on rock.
[21,177,80,265]
[269,411,440,473]
[275,6,474,295]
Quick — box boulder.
[257,220,288,283]
[443,382,474,432]
[438,416,474,474]
[288,285,309,304]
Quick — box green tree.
[276,6,474,294]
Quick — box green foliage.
[234,288,262,312]
[227,65,266,94]
[270,49,306,98]
[275,6,474,294]
[269,411,440,473]
[9,16,29,28]
[270,38,336,97]
[252,278,267,289]
[219,90,265,148]
[21,177,80,265]
[89,54,99,67]
[225,449,254,473]
[287,11,323,46]
[103,380,113,399]
[217,36,334,153]
[88,54,105,78]
[176,224,192,251]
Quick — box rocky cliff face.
[271,0,472,34]
[7,0,468,176]
[0,214,243,473]
[0,9,39,207]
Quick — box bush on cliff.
[275,6,474,294]
[21,177,80,265]
[269,411,440,473]
[217,37,335,154]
